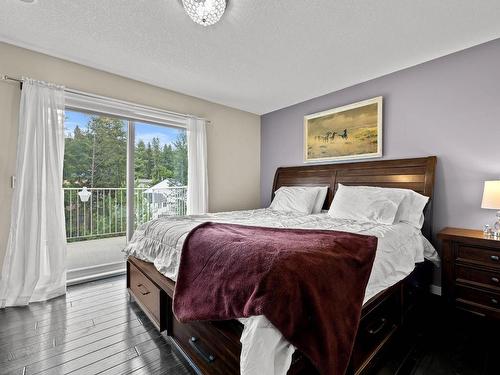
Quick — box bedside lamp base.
[494,210,500,237]
[485,210,500,238]
[483,211,500,239]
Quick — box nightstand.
[439,227,500,319]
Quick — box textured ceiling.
[1,0,500,114]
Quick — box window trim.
[65,91,192,129]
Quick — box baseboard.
[67,261,126,286]
[430,284,442,296]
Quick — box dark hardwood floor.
[0,276,193,375]
[1,276,499,375]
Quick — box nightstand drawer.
[456,285,500,311]
[456,245,500,269]
[456,265,500,291]
[440,228,500,321]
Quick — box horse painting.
[304,96,382,162]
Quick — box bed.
[125,156,437,375]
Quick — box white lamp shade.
[481,180,500,209]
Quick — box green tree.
[151,137,167,184]
[87,116,127,188]
[162,144,174,169]
[63,118,187,189]
[145,142,153,179]
[172,132,188,186]
[63,125,92,186]
[135,139,147,180]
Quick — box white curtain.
[186,117,208,215]
[0,79,67,307]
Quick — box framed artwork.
[304,96,383,162]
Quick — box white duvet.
[123,209,439,375]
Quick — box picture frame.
[304,96,383,163]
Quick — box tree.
[172,132,188,186]
[87,116,127,188]
[135,140,147,180]
[63,118,187,188]
[63,125,92,186]
[145,142,153,179]
[162,144,174,168]
[151,137,168,184]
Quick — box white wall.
[0,42,261,269]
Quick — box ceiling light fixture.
[182,0,226,26]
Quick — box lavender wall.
[261,38,500,237]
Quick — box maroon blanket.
[173,223,377,375]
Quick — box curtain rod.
[1,74,211,124]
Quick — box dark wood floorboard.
[3,317,152,372]
[0,304,145,355]
[0,276,192,375]
[0,294,128,336]
[1,276,499,374]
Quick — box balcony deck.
[67,236,127,285]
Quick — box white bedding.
[123,209,439,375]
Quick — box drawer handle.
[137,284,150,296]
[492,277,499,284]
[492,298,498,305]
[189,337,215,363]
[491,255,499,262]
[367,317,387,336]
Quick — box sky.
[65,110,183,146]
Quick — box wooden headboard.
[272,156,437,239]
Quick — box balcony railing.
[64,187,187,242]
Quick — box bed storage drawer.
[127,257,419,375]
[349,289,401,374]
[128,261,162,328]
[172,318,241,375]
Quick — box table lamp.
[481,180,500,237]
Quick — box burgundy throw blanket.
[173,223,377,375]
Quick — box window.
[63,109,187,242]
[62,94,190,283]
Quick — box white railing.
[64,187,187,242]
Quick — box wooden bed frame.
[127,156,437,375]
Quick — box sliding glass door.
[63,109,187,282]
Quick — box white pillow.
[312,186,329,214]
[328,184,406,225]
[270,186,320,214]
[394,189,429,228]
